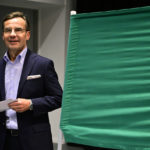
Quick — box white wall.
[38,6,66,144]
[38,6,65,87]
[0,0,64,9]
[27,0,64,5]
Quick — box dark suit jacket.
[0,49,62,150]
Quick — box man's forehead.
[4,17,26,28]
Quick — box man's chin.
[8,47,23,53]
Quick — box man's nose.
[10,29,16,35]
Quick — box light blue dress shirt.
[4,48,27,129]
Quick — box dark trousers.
[4,130,23,150]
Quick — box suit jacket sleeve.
[20,54,63,113]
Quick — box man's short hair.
[2,11,30,31]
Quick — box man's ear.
[26,31,30,41]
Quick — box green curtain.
[60,6,150,150]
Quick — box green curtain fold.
[60,6,150,150]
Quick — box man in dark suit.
[0,11,62,150]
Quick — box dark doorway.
[76,0,150,13]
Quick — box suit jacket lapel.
[0,59,6,100]
[17,49,36,97]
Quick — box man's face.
[2,17,30,52]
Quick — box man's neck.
[8,49,23,62]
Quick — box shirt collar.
[3,47,28,64]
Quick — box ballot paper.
[0,99,17,112]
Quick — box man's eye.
[4,28,26,34]
[4,29,11,33]
[15,28,23,32]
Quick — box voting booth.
[60,6,150,150]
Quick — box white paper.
[0,99,17,112]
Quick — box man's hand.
[8,98,31,113]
